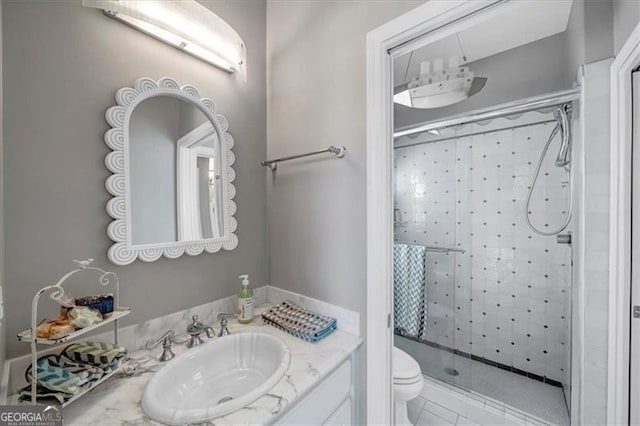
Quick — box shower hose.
[524,106,573,236]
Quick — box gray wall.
[266,4,422,420]
[3,0,267,358]
[178,101,209,139]
[584,0,614,63]
[266,0,422,332]
[129,97,179,245]
[197,157,214,239]
[566,0,586,85]
[614,0,640,54]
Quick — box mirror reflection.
[129,96,223,245]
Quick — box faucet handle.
[145,330,176,362]
[218,312,237,320]
[217,313,237,337]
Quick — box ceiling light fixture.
[394,56,486,109]
[82,0,247,81]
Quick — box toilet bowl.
[393,347,424,425]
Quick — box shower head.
[554,105,571,168]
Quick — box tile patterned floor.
[408,394,479,426]
[396,336,570,425]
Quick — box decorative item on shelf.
[75,294,114,316]
[16,258,130,407]
[68,306,103,329]
[81,1,247,81]
[35,311,74,340]
[394,208,408,228]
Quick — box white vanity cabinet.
[275,358,354,425]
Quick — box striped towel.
[393,243,428,339]
[25,355,105,395]
[262,300,337,343]
[18,383,79,404]
[20,341,128,404]
[63,341,127,370]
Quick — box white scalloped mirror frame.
[104,77,238,265]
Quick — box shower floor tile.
[395,336,570,425]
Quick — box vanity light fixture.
[82,0,247,81]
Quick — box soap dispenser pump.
[237,274,254,324]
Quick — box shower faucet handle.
[557,232,571,245]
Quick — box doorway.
[608,20,640,426]
[367,1,587,424]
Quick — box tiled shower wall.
[394,111,572,382]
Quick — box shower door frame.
[608,20,640,426]
[366,0,581,424]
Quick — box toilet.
[393,347,424,425]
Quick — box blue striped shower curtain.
[393,243,427,339]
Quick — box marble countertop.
[56,305,362,425]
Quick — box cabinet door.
[323,397,352,425]
[276,360,352,425]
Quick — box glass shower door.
[393,130,473,389]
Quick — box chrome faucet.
[145,330,176,362]
[186,315,215,348]
[217,313,237,337]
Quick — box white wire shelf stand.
[16,259,130,406]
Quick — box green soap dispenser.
[237,274,254,324]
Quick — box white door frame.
[366,1,511,423]
[608,21,640,426]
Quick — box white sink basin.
[141,332,291,424]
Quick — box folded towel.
[25,354,105,395]
[262,300,337,343]
[20,341,128,404]
[62,341,127,368]
[18,382,89,404]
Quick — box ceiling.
[393,0,574,87]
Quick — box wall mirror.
[105,77,237,265]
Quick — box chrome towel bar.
[262,145,347,171]
[423,245,466,254]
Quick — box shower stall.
[393,90,577,425]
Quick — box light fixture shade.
[82,0,247,81]
[394,59,487,109]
